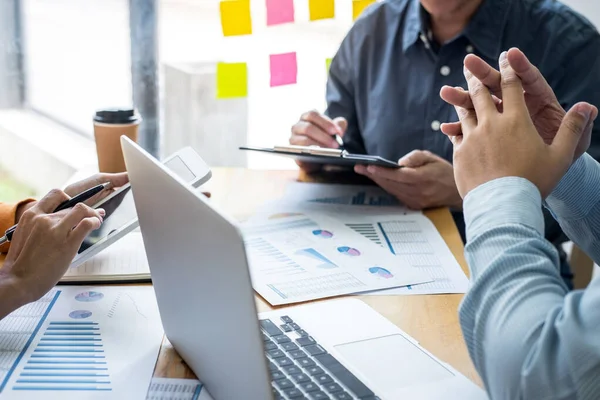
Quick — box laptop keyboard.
[260,316,379,400]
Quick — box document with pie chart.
[0,286,163,399]
[242,213,430,305]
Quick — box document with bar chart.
[250,202,469,295]
[241,213,430,305]
[0,286,163,399]
[146,378,213,400]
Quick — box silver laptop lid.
[121,137,272,400]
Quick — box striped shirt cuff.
[464,177,544,242]
[546,153,600,221]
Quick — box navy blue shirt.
[326,0,600,163]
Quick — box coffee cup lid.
[94,108,141,124]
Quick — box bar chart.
[13,320,111,392]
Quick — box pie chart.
[312,230,333,238]
[75,291,104,302]
[69,310,92,319]
[337,246,361,256]
[368,266,394,279]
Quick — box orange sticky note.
[220,0,252,36]
[326,58,332,73]
[352,0,375,20]
[216,62,248,98]
[309,0,335,21]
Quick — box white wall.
[562,0,600,29]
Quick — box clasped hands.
[440,48,598,199]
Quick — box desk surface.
[151,167,482,387]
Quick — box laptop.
[121,137,487,400]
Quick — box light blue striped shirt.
[461,153,600,399]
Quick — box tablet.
[70,147,212,268]
[240,146,401,169]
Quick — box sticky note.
[352,0,375,20]
[266,0,295,26]
[220,0,252,36]
[270,52,298,87]
[216,62,248,98]
[309,0,334,21]
[326,58,332,73]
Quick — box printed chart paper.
[146,378,213,400]
[260,189,469,295]
[0,286,163,399]
[242,212,430,305]
[311,205,469,295]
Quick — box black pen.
[0,182,111,245]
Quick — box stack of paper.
[243,182,469,304]
[62,232,151,284]
[242,212,431,305]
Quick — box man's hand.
[15,173,129,224]
[440,48,597,163]
[291,110,347,172]
[0,189,104,316]
[354,150,462,210]
[445,51,597,199]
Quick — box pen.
[0,182,110,245]
[334,134,345,149]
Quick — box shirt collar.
[402,0,425,52]
[402,0,512,59]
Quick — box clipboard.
[239,145,401,169]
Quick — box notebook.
[60,230,150,284]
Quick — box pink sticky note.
[266,0,295,26]
[270,52,297,87]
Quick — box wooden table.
[152,168,482,387]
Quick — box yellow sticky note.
[309,0,335,21]
[326,58,332,73]
[220,0,252,36]
[216,62,248,99]
[353,0,375,21]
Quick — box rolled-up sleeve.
[0,200,35,253]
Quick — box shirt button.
[431,120,441,131]
[466,45,474,53]
[440,66,451,76]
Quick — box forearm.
[0,199,36,253]
[545,153,600,263]
[0,272,30,320]
[461,178,600,399]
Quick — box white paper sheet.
[251,201,469,295]
[146,378,213,400]
[0,286,164,399]
[63,232,150,282]
[242,211,431,305]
